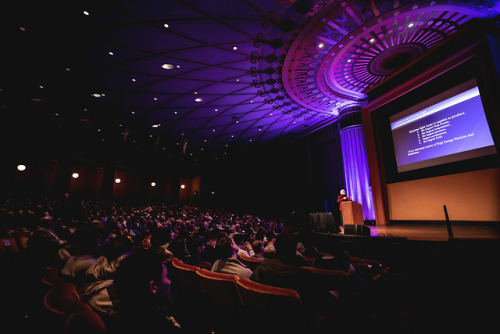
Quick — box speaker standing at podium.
[337,189,351,226]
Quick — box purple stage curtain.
[340,125,375,221]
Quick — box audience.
[1,195,382,333]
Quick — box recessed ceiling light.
[115,178,121,184]
[131,78,136,82]
[83,11,90,16]
[194,92,197,94]
[176,65,181,68]
[318,43,324,48]
[153,97,158,100]
[17,164,26,171]
[108,51,114,55]
[72,173,79,179]
[92,93,101,98]
[164,23,169,28]
[370,38,376,43]
[233,46,238,50]
[215,109,218,111]
[151,182,156,187]
[19,27,26,31]
[195,97,203,102]
[162,64,174,70]
[235,121,239,123]
[131,111,135,114]
[39,85,44,88]
[212,129,216,132]
[408,23,414,28]
[174,111,178,114]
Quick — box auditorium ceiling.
[2,0,499,163]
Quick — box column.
[339,106,375,221]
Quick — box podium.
[340,201,363,225]
[341,201,370,235]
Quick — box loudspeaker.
[344,224,370,236]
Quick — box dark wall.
[2,124,345,219]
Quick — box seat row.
[167,257,343,332]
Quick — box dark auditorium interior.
[1,1,500,333]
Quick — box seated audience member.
[150,227,174,258]
[233,233,255,257]
[29,213,67,268]
[250,233,307,289]
[60,221,110,287]
[211,236,253,279]
[108,249,181,333]
[264,231,276,252]
[311,241,357,276]
[78,235,134,317]
[251,239,266,259]
[200,229,226,264]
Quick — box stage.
[339,223,500,241]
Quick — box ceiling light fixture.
[83,11,89,16]
[195,97,203,102]
[17,164,26,171]
[72,173,79,179]
[162,64,174,69]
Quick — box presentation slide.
[390,86,496,173]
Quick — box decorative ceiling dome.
[280,0,499,117]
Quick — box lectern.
[341,201,370,235]
[340,201,363,225]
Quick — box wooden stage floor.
[339,223,500,242]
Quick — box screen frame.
[373,59,500,184]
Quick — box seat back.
[64,308,107,333]
[236,278,303,330]
[44,283,91,316]
[195,268,243,316]
[42,266,66,287]
[297,266,349,297]
[170,258,204,301]
[238,254,265,271]
[0,236,19,254]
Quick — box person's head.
[113,249,171,310]
[215,236,238,259]
[274,233,299,262]
[265,231,276,243]
[232,233,245,246]
[252,239,264,255]
[340,189,346,196]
